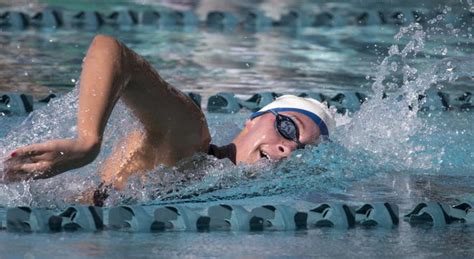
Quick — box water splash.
[336,11,471,172]
[0,84,144,207]
[0,6,473,208]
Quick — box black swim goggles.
[268,110,305,149]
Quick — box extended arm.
[4,35,211,182]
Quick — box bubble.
[388,45,399,56]
[441,47,448,55]
[391,61,398,72]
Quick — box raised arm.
[4,35,211,181]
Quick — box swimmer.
[2,35,335,195]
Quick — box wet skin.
[2,35,321,193]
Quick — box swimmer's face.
[232,111,321,164]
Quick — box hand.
[2,138,100,182]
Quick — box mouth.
[259,150,270,160]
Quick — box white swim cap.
[250,94,336,136]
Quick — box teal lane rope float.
[48,206,103,232]
[403,201,474,227]
[308,203,355,228]
[1,8,472,30]
[6,207,54,232]
[355,202,399,228]
[0,93,34,116]
[0,91,472,116]
[3,201,474,233]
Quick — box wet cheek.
[252,134,268,148]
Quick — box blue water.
[0,0,474,257]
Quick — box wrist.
[77,135,102,151]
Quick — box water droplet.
[441,47,447,55]
[391,62,398,72]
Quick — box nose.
[275,143,293,158]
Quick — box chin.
[236,152,259,164]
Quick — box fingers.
[13,142,57,158]
[19,161,52,173]
[4,160,52,180]
[1,161,45,182]
[2,140,69,182]
[28,152,56,163]
[5,141,62,166]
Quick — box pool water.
[0,0,474,257]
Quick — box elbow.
[87,34,129,74]
[90,34,122,53]
[86,34,136,83]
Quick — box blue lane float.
[49,206,103,232]
[307,203,355,228]
[107,10,138,26]
[238,92,279,112]
[298,92,329,102]
[140,10,198,27]
[6,207,53,232]
[206,11,239,29]
[311,11,335,27]
[241,11,272,31]
[205,204,255,231]
[450,92,472,111]
[109,205,154,232]
[418,90,450,111]
[449,202,473,220]
[0,11,29,29]
[277,10,306,27]
[352,10,382,26]
[1,91,471,117]
[187,92,202,109]
[154,205,210,231]
[4,201,474,233]
[0,8,470,30]
[207,92,241,114]
[355,202,399,228]
[71,11,105,29]
[0,93,34,116]
[30,9,63,28]
[250,205,306,231]
[329,92,367,113]
[403,202,462,227]
[140,10,159,25]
